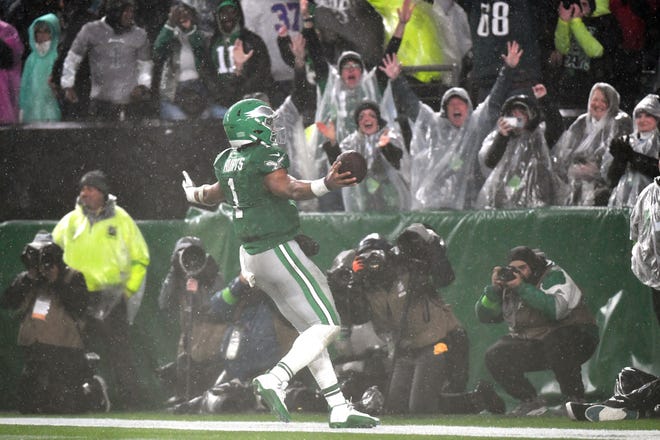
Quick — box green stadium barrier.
[0,207,658,410]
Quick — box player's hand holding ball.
[337,150,368,183]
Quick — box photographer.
[165,272,299,414]
[157,236,227,405]
[329,224,505,415]
[0,231,109,414]
[476,246,599,416]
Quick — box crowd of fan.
[0,0,659,213]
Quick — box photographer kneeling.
[476,246,599,416]
[0,231,109,413]
[331,224,504,415]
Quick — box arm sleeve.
[61,271,89,319]
[475,285,503,323]
[136,33,153,88]
[302,26,328,92]
[515,268,580,320]
[539,95,564,148]
[554,19,571,55]
[568,18,604,58]
[629,152,660,179]
[482,132,509,169]
[290,63,313,113]
[153,25,175,63]
[61,50,83,89]
[377,36,403,92]
[390,76,421,122]
[124,219,150,296]
[277,35,294,68]
[379,142,403,170]
[515,283,557,319]
[61,25,90,88]
[0,273,32,310]
[322,140,341,163]
[607,155,628,186]
[208,275,250,322]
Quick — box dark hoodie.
[208,0,274,107]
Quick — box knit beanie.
[79,170,109,195]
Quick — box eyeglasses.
[342,62,362,71]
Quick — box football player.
[181,98,379,428]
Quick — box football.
[336,150,368,183]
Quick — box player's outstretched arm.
[181,171,225,206]
[264,161,356,201]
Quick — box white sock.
[270,324,340,383]
[307,349,346,408]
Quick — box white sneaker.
[585,404,639,422]
[252,373,290,422]
[329,402,380,428]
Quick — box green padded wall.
[0,207,658,410]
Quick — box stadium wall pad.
[1,208,659,411]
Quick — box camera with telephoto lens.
[38,245,62,271]
[352,249,389,286]
[178,244,208,277]
[361,249,387,273]
[497,266,520,282]
[22,242,63,273]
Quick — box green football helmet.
[223,98,276,148]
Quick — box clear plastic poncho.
[311,62,381,163]
[274,95,319,212]
[630,178,660,289]
[409,87,501,210]
[475,127,555,209]
[605,94,660,208]
[339,125,411,212]
[552,83,633,206]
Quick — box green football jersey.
[213,144,301,254]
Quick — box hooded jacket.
[606,94,660,207]
[208,0,274,107]
[153,9,210,103]
[19,13,61,122]
[552,82,633,205]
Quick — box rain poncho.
[394,65,513,210]
[605,94,660,208]
[552,83,632,206]
[304,59,383,210]
[630,177,660,289]
[274,95,320,212]
[339,125,411,212]
[314,59,382,148]
[476,93,565,209]
[0,19,23,124]
[475,126,555,209]
[19,13,61,122]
